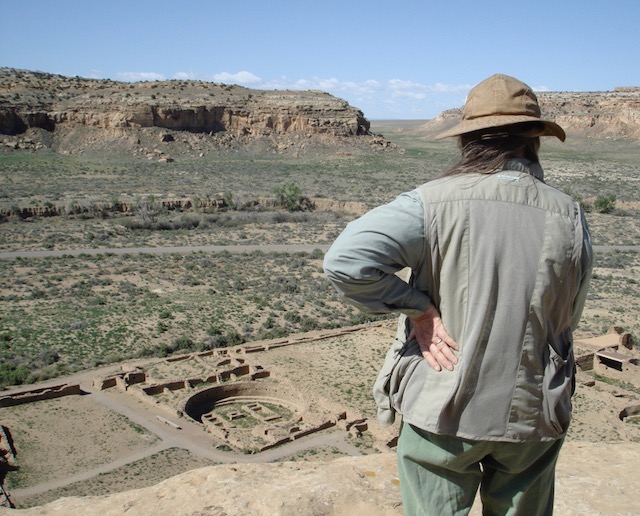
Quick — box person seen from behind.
[323,74,593,515]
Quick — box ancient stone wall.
[0,384,83,407]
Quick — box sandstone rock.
[2,442,639,515]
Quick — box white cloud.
[290,77,381,98]
[430,82,472,93]
[388,79,428,100]
[174,71,198,80]
[387,79,471,100]
[260,76,293,90]
[86,70,104,80]
[532,85,550,92]
[116,71,166,82]
[212,71,262,85]
[228,74,469,117]
[272,77,380,108]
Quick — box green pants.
[397,423,564,516]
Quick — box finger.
[430,342,455,371]
[433,330,460,351]
[423,342,452,371]
[441,335,460,351]
[421,351,442,372]
[418,341,442,372]
[438,341,459,365]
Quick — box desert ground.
[0,120,639,511]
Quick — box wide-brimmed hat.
[436,74,566,141]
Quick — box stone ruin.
[0,325,379,464]
[1,324,636,462]
[0,383,85,408]
[574,326,640,426]
[92,339,369,454]
[574,326,638,373]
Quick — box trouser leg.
[479,438,564,516]
[397,423,484,516]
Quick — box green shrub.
[273,182,309,212]
[134,194,165,224]
[594,194,616,214]
[564,188,591,212]
[309,248,325,260]
[37,348,60,365]
[0,363,30,387]
[203,324,245,348]
[172,336,195,351]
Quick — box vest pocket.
[390,339,424,411]
[373,338,424,425]
[542,344,574,434]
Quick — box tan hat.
[435,74,566,141]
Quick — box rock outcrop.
[0,69,370,150]
[539,88,640,139]
[2,442,639,515]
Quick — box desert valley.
[0,69,639,514]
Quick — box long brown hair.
[442,122,544,177]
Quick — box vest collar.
[502,158,544,181]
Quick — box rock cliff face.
[0,69,370,144]
[539,88,640,139]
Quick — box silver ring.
[434,338,443,345]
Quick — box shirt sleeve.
[323,189,433,318]
[571,207,594,331]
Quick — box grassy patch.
[0,250,389,386]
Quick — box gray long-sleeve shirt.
[324,162,593,441]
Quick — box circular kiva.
[618,403,640,422]
[183,381,306,423]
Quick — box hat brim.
[435,115,566,142]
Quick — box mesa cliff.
[0,68,371,154]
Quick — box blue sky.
[3,1,639,119]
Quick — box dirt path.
[11,424,360,499]
[9,372,364,499]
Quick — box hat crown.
[463,74,541,121]
[434,73,565,141]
